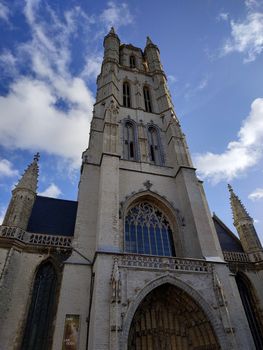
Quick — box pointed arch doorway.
[128,283,220,350]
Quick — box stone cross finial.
[34,152,40,162]
[227,184,233,192]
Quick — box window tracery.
[124,201,175,256]
[147,125,164,165]
[123,121,139,161]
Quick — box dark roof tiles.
[27,196,78,236]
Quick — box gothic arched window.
[123,121,138,161]
[124,201,175,256]
[123,82,131,108]
[143,86,152,112]
[236,274,263,349]
[21,262,57,350]
[130,55,136,68]
[147,125,164,165]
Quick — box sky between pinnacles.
[0,0,262,241]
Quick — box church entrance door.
[128,283,220,350]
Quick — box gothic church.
[0,28,263,350]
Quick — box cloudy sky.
[0,0,262,241]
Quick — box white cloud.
[222,12,263,62]
[0,2,9,22]
[0,2,95,169]
[0,2,135,169]
[167,75,177,84]
[81,55,103,80]
[39,183,62,198]
[0,50,18,77]
[217,12,229,22]
[0,159,18,177]
[194,98,263,183]
[197,78,208,90]
[249,188,263,201]
[100,1,133,30]
[0,206,6,225]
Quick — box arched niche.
[121,275,226,350]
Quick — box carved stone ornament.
[143,180,153,190]
[111,258,121,303]
[108,99,119,115]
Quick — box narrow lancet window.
[130,55,136,68]
[148,126,163,165]
[143,86,152,112]
[124,121,137,161]
[21,262,57,350]
[125,201,175,257]
[123,82,131,108]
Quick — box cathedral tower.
[1,29,262,350]
[52,29,256,350]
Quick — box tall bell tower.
[52,29,256,350]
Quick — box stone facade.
[0,28,263,350]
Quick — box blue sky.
[0,0,263,242]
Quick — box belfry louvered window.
[21,262,57,350]
[148,126,163,165]
[123,82,131,107]
[124,121,137,160]
[130,55,136,68]
[125,201,175,256]
[143,86,152,112]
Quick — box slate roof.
[27,196,78,236]
[213,213,243,252]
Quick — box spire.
[105,26,119,40]
[146,36,153,46]
[228,184,251,225]
[109,26,115,34]
[15,153,40,193]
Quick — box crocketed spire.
[228,184,251,225]
[15,153,40,193]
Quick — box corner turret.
[228,184,263,261]
[103,26,120,64]
[144,36,163,72]
[3,154,39,230]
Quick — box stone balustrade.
[0,225,72,249]
[223,251,250,263]
[118,254,211,273]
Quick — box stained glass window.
[125,201,175,256]
[21,262,57,350]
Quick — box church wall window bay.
[143,86,152,112]
[124,201,175,256]
[21,262,57,350]
[147,125,164,166]
[123,120,139,161]
[123,82,131,108]
[130,55,136,69]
